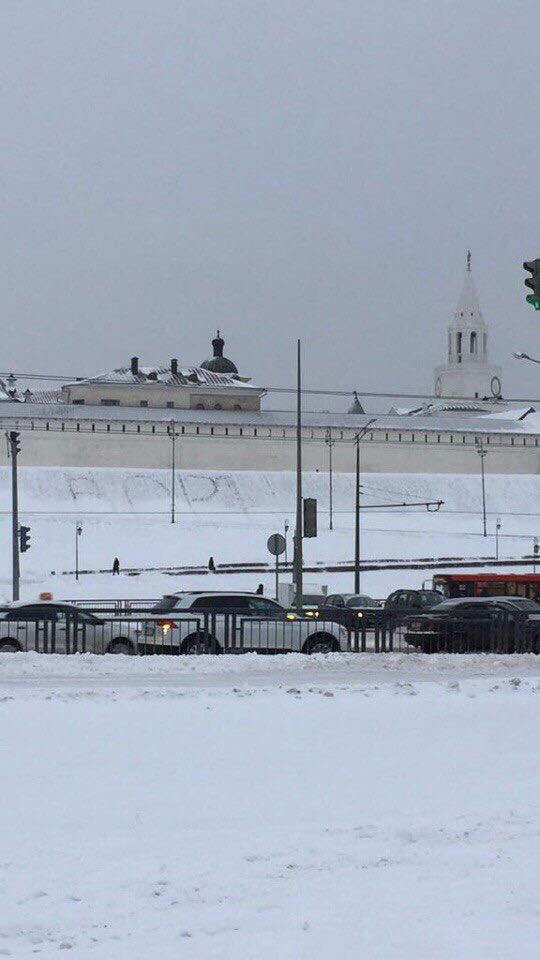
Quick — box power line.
[1,369,538,406]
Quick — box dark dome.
[201,331,238,375]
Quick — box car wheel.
[0,639,21,653]
[107,638,135,655]
[304,633,338,655]
[181,632,220,655]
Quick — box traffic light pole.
[9,432,20,602]
[353,419,377,594]
[293,340,303,613]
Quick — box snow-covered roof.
[0,379,21,403]
[65,363,258,391]
[390,400,505,417]
[4,401,540,436]
[478,406,535,422]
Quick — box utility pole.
[293,340,303,613]
[170,420,176,524]
[354,435,360,593]
[353,419,377,594]
[325,427,334,530]
[8,431,20,602]
[476,438,487,537]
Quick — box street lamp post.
[476,438,488,537]
[495,517,501,560]
[284,519,290,565]
[75,522,83,581]
[513,351,540,366]
[325,427,335,530]
[170,420,176,524]
[354,419,377,593]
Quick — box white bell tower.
[434,253,502,400]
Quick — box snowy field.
[0,652,539,958]
[1,468,539,957]
[0,466,539,603]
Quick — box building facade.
[1,276,538,476]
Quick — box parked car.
[134,591,349,654]
[384,589,444,624]
[290,593,328,617]
[318,593,382,628]
[0,601,135,655]
[404,596,540,653]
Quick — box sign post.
[267,533,286,601]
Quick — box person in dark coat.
[112,557,120,575]
[256,583,264,595]
[208,556,216,572]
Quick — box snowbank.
[0,658,538,958]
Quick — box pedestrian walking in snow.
[112,557,120,575]
[256,583,264,595]
[208,556,216,572]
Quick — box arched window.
[470,331,477,354]
[456,332,462,361]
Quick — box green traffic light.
[526,295,540,311]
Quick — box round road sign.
[267,533,286,556]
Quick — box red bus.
[433,573,540,601]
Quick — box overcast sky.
[1,1,539,410]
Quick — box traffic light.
[303,498,317,538]
[523,259,540,310]
[9,431,20,456]
[19,525,31,553]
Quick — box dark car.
[404,596,540,653]
[318,593,382,628]
[384,589,444,625]
[0,602,129,654]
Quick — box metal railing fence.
[0,610,538,655]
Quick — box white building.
[434,253,503,400]
[60,334,264,412]
[0,273,538,476]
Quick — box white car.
[128,591,349,655]
[0,601,137,655]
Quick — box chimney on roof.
[131,356,139,375]
[171,358,178,375]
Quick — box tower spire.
[467,250,471,272]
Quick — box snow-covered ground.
[1,470,539,956]
[0,653,539,958]
[1,466,539,603]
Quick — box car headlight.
[357,611,363,618]
[286,612,297,621]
